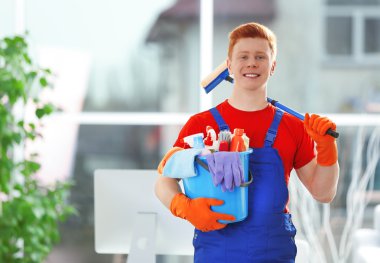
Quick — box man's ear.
[270,60,277,76]
[226,58,232,75]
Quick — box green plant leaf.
[23,53,32,65]
[0,34,76,263]
[26,71,37,82]
[42,68,52,74]
[35,103,54,119]
[39,77,48,87]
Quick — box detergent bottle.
[184,133,204,148]
[242,132,250,150]
[193,135,205,149]
[230,128,247,152]
[193,134,211,155]
[203,126,218,151]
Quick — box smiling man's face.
[227,37,276,92]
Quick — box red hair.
[228,22,277,59]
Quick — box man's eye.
[256,56,265,60]
[240,56,248,59]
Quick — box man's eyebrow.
[255,51,267,55]
[236,51,268,55]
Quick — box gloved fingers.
[305,113,337,143]
[215,171,224,186]
[304,113,310,126]
[205,154,220,186]
[221,183,227,192]
[314,118,330,135]
[311,115,326,132]
[232,164,241,187]
[205,154,224,186]
[309,114,320,128]
[319,119,336,135]
[236,168,245,187]
[223,163,234,191]
[304,113,316,128]
[212,212,236,222]
[303,113,319,128]
[233,168,241,187]
[200,221,227,232]
[304,113,316,135]
[210,170,223,187]
[232,154,244,186]
[199,227,211,232]
[214,164,225,187]
[157,147,184,174]
[205,154,216,174]
[308,114,337,139]
[205,198,224,207]
[239,160,245,184]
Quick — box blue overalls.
[193,107,297,263]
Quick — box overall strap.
[209,107,230,131]
[264,108,284,148]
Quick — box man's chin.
[240,84,266,92]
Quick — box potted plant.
[0,35,76,262]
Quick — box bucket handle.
[195,157,253,187]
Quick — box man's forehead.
[234,38,270,49]
[236,50,267,54]
[233,47,270,55]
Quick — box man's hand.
[170,193,235,232]
[304,113,338,166]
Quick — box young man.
[155,22,339,262]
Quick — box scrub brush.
[218,130,232,151]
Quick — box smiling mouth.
[243,73,260,78]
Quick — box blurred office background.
[1,0,380,262]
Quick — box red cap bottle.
[230,128,246,152]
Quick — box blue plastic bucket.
[182,149,253,224]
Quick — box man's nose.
[247,59,257,68]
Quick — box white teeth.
[244,73,259,77]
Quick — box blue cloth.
[163,148,202,178]
[194,107,297,263]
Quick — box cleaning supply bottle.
[193,134,211,155]
[230,128,247,152]
[184,133,204,148]
[218,130,232,151]
[193,135,205,149]
[203,126,218,152]
[242,132,250,151]
[203,126,213,146]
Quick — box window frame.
[324,5,380,66]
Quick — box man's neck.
[228,86,268,111]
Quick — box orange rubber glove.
[157,147,183,175]
[304,113,338,166]
[170,193,235,232]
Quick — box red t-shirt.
[174,100,315,186]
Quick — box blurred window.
[365,18,380,53]
[26,0,199,113]
[326,16,353,55]
[328,0,380,5]
[325,0,380,63]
